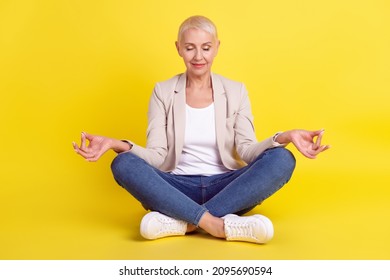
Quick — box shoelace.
[157,216,186,234]
[225,220,258,240]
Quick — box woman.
[73,16,329,244]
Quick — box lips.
[191,63,206,68]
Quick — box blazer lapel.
[173,74,186,163]
[212,73,226,155]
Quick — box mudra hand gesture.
[72,132,116,162]
[276,129,330,159]
[73,129,330,162]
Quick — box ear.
[175,41,182,57]
[214,40,221,56]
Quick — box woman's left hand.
[276,129,330,159]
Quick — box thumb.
[310,129,325,137]
[82,132,94,141]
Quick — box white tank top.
[171,103,230,176]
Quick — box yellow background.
[1,0,389,259]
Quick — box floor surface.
[2,151,389,260]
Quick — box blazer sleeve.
[122,83,168,168]
[234,84,285,164]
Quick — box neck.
[186,72,212,89]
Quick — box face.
[176,28,219,78]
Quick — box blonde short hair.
[177,15,218,43]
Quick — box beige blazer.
[126,73,282,172]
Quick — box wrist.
[274,131,291,144]
[112,139,132,153]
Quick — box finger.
[303,151,316,159]
[72,142,79,153]
[295,144,316,159]
[292,138,319,159]
[73,143,92,159]
[312,144,331,156]
[318,144,331,153]
[306,149,318,159]
[83,132,94,141]
[86,148,109,162]
[314,130,324,150]
[85,152,102,162]
[80,132,87,150]
[309,128,324,137]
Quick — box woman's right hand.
[72,132,114,162]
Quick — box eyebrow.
[184,42,213,46]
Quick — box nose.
[194,49,203,61]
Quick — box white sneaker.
[222,214,274,244]
[140,212,187,240]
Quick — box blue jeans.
[111,147,296,226]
